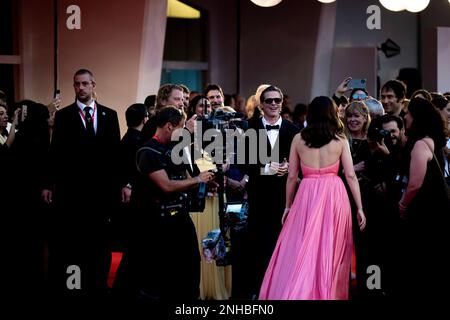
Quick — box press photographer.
[114,106,214,302]
[359,114,407,297]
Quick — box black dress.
[397,151,450,298]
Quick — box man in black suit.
[42,69,121,302]
[240,85,300,299]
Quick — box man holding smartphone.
[42,69,121,303]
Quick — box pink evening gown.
[259,160,353,300]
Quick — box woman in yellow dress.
[188,96,232,300]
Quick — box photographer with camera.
[117,106,214,302]
[358,114,407,297]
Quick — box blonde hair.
[344,101,371,136]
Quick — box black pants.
[114,213,200,302]
[47,214,111,304]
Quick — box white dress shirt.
[262,116,282,149]
[77,99,98,133]
[261,116,282,175]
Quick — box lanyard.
[152,135,163,144]
[79,103,97,123]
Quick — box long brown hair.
[301,96,345,148]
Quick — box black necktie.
[84,106,95,137]
[265,124,280,131]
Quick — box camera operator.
[118,106,214,302]
[359,114,406,297]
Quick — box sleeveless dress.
[398,151,450,297]
[259,160,353,300]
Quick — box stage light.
[250,0,283,8]
[317,0,336,3]
[404,0,430,13]
[379,0,406,12]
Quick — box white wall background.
[333,0,419,95]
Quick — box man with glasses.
[239,85,299,299]
[42,69,121,302]
[350,88,369,102]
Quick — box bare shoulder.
[292,133,303,147]
[413,138,433,160]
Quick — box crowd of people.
[0,70,449,305]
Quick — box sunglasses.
[352,93,367,100]
[263,98,282,104]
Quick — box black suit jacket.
[46,102,121,217]
[245,118,300,228]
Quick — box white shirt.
[262,116,282,149]
[77,100,98,133]
[261,116,282,175]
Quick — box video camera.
[198,108,248,131]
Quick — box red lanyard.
[79,103,97,123]
[152,135,163,144]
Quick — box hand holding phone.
[49,90,61,113]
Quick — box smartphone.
[348,78,367,90]
[54,89,61,100]
[21,105,27,122]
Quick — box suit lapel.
[70,103,86,134]
[96,104,106,138]
[257,118,272,154]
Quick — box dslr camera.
[368,126,390,143]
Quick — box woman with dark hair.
[432,96,450,181]
[259,96,366,300]
[397,97,450,297]
[410,89,432,101]
[4,102,50,299]
[188,95,212,119]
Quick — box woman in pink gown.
[259,96,366,300]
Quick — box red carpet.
[108,252,123,288]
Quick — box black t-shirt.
[133,138,188,214]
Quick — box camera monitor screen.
[226,204,243,213]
